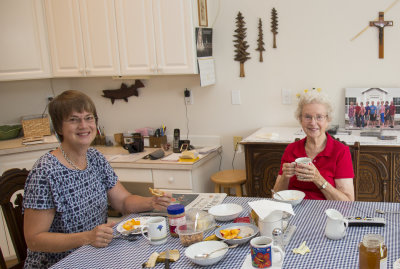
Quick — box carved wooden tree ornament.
[271,8,279,48]
[369,12,393,59]
[233,11,251,77]
[255,18,265,62]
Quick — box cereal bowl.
[208,203,243,221]
[185,241,228,266]
[273,190,305,206]
[175,222,204,247]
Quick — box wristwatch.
[320,181,328,190]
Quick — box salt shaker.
[272,228,284,250]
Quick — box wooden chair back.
[0,168,29,269]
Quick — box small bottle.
[272,228,284,251]
[359,234,387,269]
[167,204,186,237]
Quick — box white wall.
[1,0,400,170]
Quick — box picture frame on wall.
[198,0,208,27]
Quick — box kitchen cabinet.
[45,0,120,77]
[0,0,51,81]
[115,0,197,75]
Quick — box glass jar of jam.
[167,204,186,237]
[359,234,387,269]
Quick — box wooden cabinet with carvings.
[358,146,400,202]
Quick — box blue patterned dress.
[23,148,117,268]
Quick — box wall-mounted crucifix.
[369,12,393,59]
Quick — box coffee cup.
[141,217,167,245]
[250,236,284,268]
[294,157,312,166]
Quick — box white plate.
[116,217,151,234]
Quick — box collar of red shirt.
[292,132,334,159]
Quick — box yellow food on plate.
[122,218,141,231]
[220,228,241,239]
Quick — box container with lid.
[167,204,186,237]
[359,234,387,269]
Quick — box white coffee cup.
[294,157,312,166]
[141,217,167,245]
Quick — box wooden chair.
[211,169,247,197]
[0,168,29,269]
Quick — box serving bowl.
[273,190,305,206]
[215,223,259,245]
[0,125,22,140]
[208,203,243,221]
[185,241,228,266]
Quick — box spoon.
[195,244,238,259]
[271,189,285,200]
[375,209,400,214]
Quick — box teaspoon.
[271,189,285,200]
[375,209,400,214]
[194,244,238,259]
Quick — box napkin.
[292,241,311,255]
[248,200,294,221]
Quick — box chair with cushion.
[211,169,247,197]
[0,168,29,269]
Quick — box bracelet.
[320,181,328,190]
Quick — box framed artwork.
[344,87,400,130]
[198,0,208,27]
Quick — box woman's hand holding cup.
[281,162,296,180]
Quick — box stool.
[211,169,247,197]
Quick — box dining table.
[50,196,400,268]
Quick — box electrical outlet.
[47,96,54,103]
[233,136,243,151]
[184,89,193,105]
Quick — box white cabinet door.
[45,0,120,77]
[0,0,51,81]
[115,0,156,75]
[152,0,197,74]
[115,0,197,76]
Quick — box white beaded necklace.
[59,144,87,170]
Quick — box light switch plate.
[232,90,241,105]
[281,89,292,105]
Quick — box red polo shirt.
[278,133,354,200]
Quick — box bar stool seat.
[211,169,247,197]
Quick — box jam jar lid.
[167,204,185,215]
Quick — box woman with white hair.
[273,91,355,201]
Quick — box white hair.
[295,91,333,122]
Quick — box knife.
[165,249,170,269]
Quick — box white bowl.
[273,190,305,206]
[208,203,243,221]
[185,241,228,266]
[215,223,259,245]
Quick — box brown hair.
[49,90,98,141]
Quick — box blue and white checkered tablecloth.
[51,197,400,269]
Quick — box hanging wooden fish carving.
[102,80,144,104]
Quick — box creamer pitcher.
[325,209,348,240]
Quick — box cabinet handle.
[150,65,156,71]
[168,177,174,183]
[86,69,90,74]
[79,69,84,74]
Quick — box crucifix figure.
[369,12,393,59]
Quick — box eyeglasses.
[302,115,327,122]
[65,115,97,125]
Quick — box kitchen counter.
[0,137,58,156]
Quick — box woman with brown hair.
[23,90,171,268]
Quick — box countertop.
[242,126,400,146]
[0,137,221,170]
